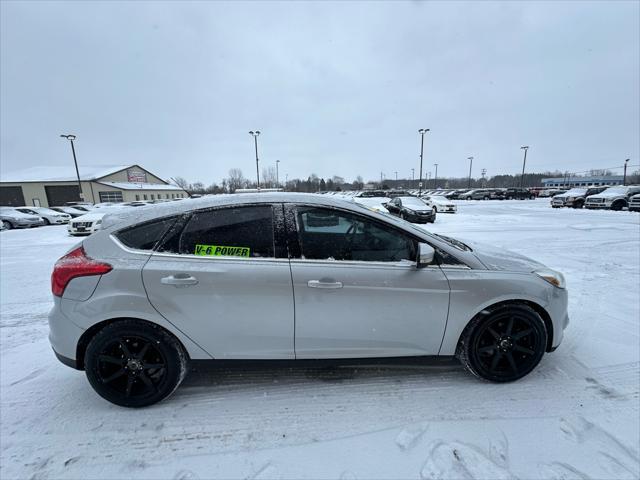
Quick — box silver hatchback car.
[49,193,569,407]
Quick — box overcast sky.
[1,1,638,185]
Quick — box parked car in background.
[14,207,71,225]
[354,190,387,198]
[584,185,640,210]
[551,187,607,209]
[629,194,640,212]
[50,206,89,218]
[424,195,457,213]
[48,193,568,407]
[385,196,436,223]
[0,207,46,229]
[443,190,467,199]
[502,188,535,200]
[460,189,492,200]
[539,189,567,198]
[68,211,108,236]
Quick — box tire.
[43,218,51,225]
[4,221,13,230]
[611,200,626,211]
[483,196,489,200]
[529,195,535,200]
[506,196,513,200]
[572,200,584,209]
[400,212,406,220]
[457,304,547,383]
[85,319,188,407]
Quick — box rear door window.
[173,206,275,258]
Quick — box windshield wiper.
[434,234,472,251]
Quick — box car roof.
[101,192,378,230]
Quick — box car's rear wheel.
[85,319,188,407]
[457,304,547,382]
[4,221,13,230]
[43,218,50,225]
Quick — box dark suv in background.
[502,188,535,200]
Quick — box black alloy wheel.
[85,320,187,407]
[457,304,547,382]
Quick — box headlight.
[534,269,566,289]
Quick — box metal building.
[0,164,188,207]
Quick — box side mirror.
[417,243,435,268]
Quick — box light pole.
[276,160,280,188]
[395,171,398,181]
[520,146,529,187]
[411,168,415,183]
[60,134,84,201]
[418,128,430,195]
[249,131,261,189]
[433,163,438,189]
[623,158,630,185]
[467,156,474,189]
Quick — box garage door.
[0,186,25,206]
[45,185,81,206]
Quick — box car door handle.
[307,280,343,289]
[161,274,199,287]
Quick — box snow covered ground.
[1,199,639,479]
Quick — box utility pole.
[395,171,398,181]
[380,171,384,187]
[433,163,439,189]
[481,168,487,187]
[467,156,474,189]
[411,168,415,183]
[520,146,529,187]
[60,134,84,201]
[249,131,261,189]
[623,158,630,185]
[276,159,280,188]
[418,128,430,195]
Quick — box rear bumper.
[53,350,80,369]
[48,298,85,369]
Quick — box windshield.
[400,197,428,208]
[602,187,627,194]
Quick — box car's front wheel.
[85,319,188,407]
[457,304,547,382]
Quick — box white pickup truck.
[584,185,640,211]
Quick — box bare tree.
[227,168,245,193]
[172,176,189,189]
[261,166,277,188]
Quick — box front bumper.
[67,224,100,235]
[407,212,435,223]
[584,203,609,209]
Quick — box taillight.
[51,246,112,297]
